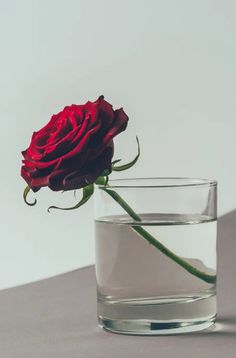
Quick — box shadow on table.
[191,317,236,337]
[214,317,236,335]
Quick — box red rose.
[21,96,128,192]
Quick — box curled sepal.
[111,159,122,166]
[47,184,94,212]
[112,136,140,172]
[23,186,37,206]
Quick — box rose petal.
[21,97,129,193]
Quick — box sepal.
[47,184,94,212]
[23,186,37,206]
[112,136,140,172]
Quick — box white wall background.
[0,0,236,289]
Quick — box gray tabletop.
[0,210,236,358]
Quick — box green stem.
[101,187,216,285]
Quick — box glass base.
[97,293,216,335]
[98,316,216,335]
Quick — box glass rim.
[97,177,217,189]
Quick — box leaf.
[23,186,37,206]
[112,136,140,172]
[47,184,94,212]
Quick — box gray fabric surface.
[0,210,235,358]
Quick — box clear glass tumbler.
[94,178,217,335]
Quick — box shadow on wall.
[193,209,236,337]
